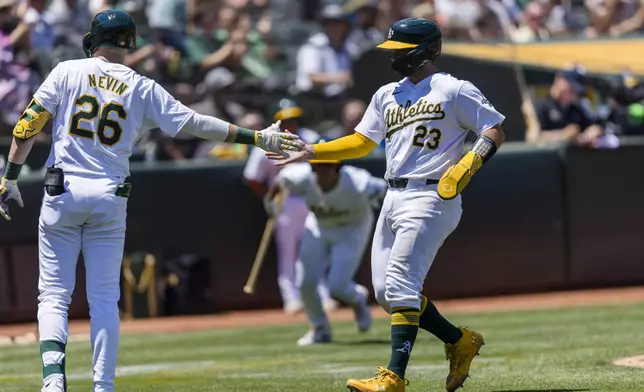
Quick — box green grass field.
[2,302,644,392]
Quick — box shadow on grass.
[492,389,591,392]
[333,339,391,346]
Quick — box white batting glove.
[256,121,304,157]
[0,177,24,220]
[263,196,279,217]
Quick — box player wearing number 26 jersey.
[269,18,505,392]
[0,10,302,392]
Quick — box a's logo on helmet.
[108,13,115,20]
[388,28,394,39]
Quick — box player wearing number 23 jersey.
[0,10,301,392]
[269,18,505,392]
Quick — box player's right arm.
[142,81,302,155]
[1,65,61,220]
[268,91,384,166]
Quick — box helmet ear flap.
[427,39,442,62]
[82,33,93,58]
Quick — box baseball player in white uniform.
[267,157,387,346]
[268,18,505,392]
[243,99,338,314]
[0,11,302,392]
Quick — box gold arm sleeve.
[13,99,52,140]
[312,132,378,161]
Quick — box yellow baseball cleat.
[346,367,408,392]
[444,327,485,392]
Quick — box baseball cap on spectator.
[559,68,587,95]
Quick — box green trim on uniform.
[3,161,22,180]
[235,127,257,145]
[40,340,66,379]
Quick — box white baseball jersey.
[34,58,194,178]
[355,72,505,180]
[243,128,320,185]
[277,163,387,229]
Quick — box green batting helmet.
[377,18,442,76]
[83,10,136,58]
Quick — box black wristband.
[234,127,257,145]
[472,135,497,163]
[3,161,22,180]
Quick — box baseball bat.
[243,189,289,294]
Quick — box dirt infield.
[614,355,644,368]
[2,286,644,341]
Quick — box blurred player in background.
[243,98,338,314]
[0,11,301,392]
[266,152,387,346]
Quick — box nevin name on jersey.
[88,74,129,96]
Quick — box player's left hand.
[0,177,24,220]
[437,151,483,200]
[256,121,304,156]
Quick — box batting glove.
[263,196,280,217]
[0,177,24,220]
[256,121,304,157]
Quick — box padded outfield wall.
[1,142,644,324]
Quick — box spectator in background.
[344,0,384,59]
[598,72,644,136]
[18,0,55,51]
[585,0,644,37]
[46,0,105,42]
[326,99,367,139]
[146,0,189,55]
[434,0,485,40]
[296,4,352,98]
[528,70,604,146]
[186,4,273,93]
[0,0,40,134]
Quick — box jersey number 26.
[69,95,127,146]
[412,125,442,150]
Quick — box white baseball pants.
[38,173,127,392]
[275,195,331,305]
[296,212,374,328]
[371,181,462,311]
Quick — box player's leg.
[380,190,463,381]
[370,193,394,311]
[82,182,127,392]
[327,213,374,332]
[347,192,407,391]
[275,197,307,313]
[38,192,83,392]
[406,196,482,392]
[295,215,331,345]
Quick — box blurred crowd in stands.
[1,0,643,164]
